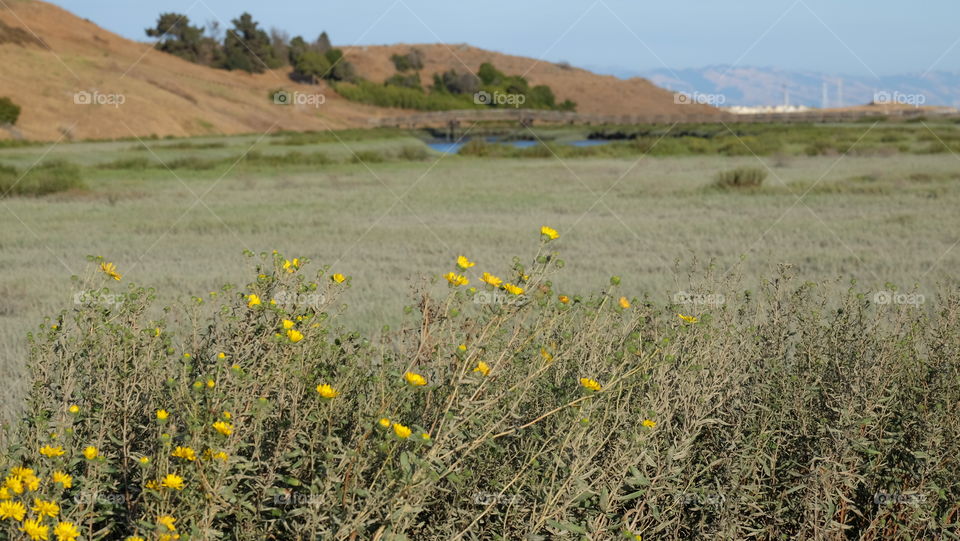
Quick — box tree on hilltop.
[221,13,282,73]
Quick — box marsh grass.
[0,160,85,197]
[1,245,958,540]
[713,166,768,189]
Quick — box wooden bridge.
[371,107,959,133]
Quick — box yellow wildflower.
[100,261,122,281]
[619,297,631,309]
[206,379,215,388]
[3,477,22,495]
[421,433,431,441]
[378,418,390,428]
[473,361,490,376]
[222,411,231,420]
[20,517,48,540]
[39,445,65,458]
[404,372,427,386]
[456,256,475,269]
[156,409,169,420]
[331,273,346,283]
[247,294,261,308]
[443,272,469,287]
[316,384,339,399]
[217,352,226,359]
[82,446,99,460]
[171,446,196,461]
[68,405,79,414]
[392,423,412,439]
[0,500,25,521]
[51,471,72,489]
[22,475,40,492]
[144,480,159,490]
[558,295,570,304]
[540,348,554,362]
[126,537,146,541]
[642,419,657,429]
[9,467,33,479]
[579,378,602,392]
[212,421,233,436]
[540,226,560,240]
[503,283,524,296]
[480,272,503,288]
[282,319,295,329]
[287,329,304,343]
[157,515,177,531]
[206,449,228,462]
[678,314,699,324]
[53,521,80,541]
[32,498,59,518]
[139,456,150,465]
[160,474,185,490]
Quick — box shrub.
[242,150,333,167]
[3,243,959,539]
[390,49,424,72]
[396,145,429,161]
[713,166,768,189]
[0,160,84,197]
[333,80,476,111]
[351,150,386,163]
[0,96,20,126]
[97,157,156,170]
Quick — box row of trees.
[145,13,574,111]
[145,13,354,81]
[379,55,576,111]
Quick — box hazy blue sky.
[49,0,959,77]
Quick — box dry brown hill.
[342,43,718,118]
[0,0,717,141]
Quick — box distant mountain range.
[590,66,960,109]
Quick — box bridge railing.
[370,108,960,128]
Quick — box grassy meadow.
[1,122,959,539]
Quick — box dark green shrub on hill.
[0,97,20,126]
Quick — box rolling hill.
[0,0,717,142]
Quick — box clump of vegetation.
[0,96,21,126]
[0,160,84,197]
[96,157,156,170]
[338,58,574,112]
[145,13,223,66]
[333,80,477,111]
[145,12,351,78]
[390,49,425,72]
[2,234,958,539]
[713,166,768,189]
